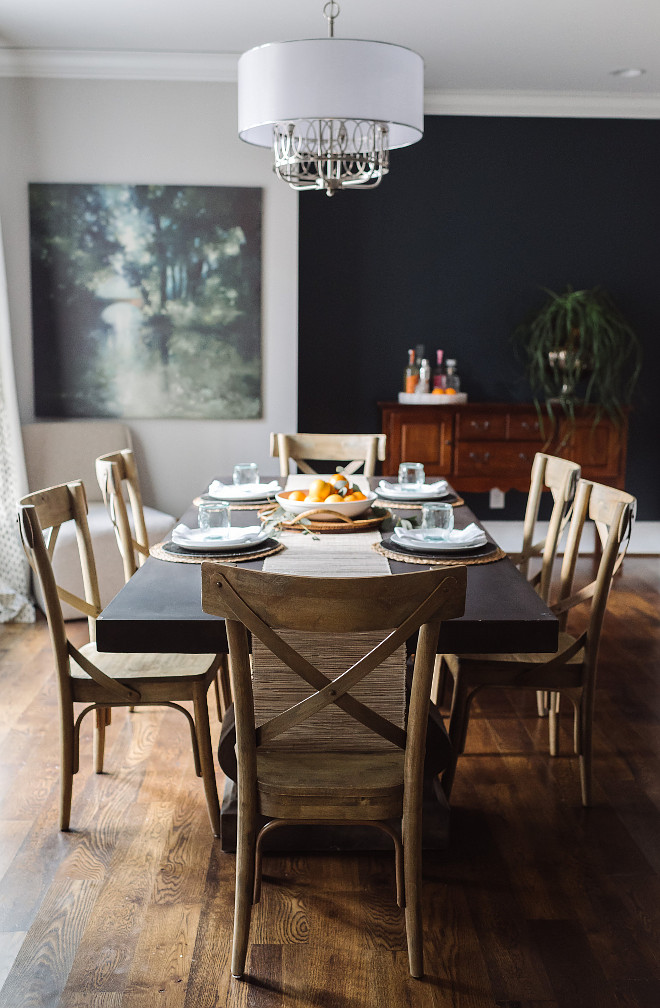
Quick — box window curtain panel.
[0,219,34,622]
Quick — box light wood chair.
[96,449,232,720]
[270,432,387,479]
[433,453,582,718]
[201,563,467,980]
[440,478,636,807]
[18,480,221,837]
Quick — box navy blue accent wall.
[298,115,660,520]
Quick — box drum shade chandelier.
[237,1,424,196]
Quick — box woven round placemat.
[373,541,506,566]
[149,539,285,564]
[192,495,276,511]
[257,504,392,534]
[374,493,464,511]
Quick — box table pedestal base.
[219,773,450,853]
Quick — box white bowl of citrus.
[276,475,376,518]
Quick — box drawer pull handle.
[470,420,489,431]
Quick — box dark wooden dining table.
[96,477,558,851]
[97,477,558,656]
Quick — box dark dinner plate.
[380,536,497,560]
[162,537,279,560]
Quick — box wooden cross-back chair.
[270,432,387,479]
[440,478,636,807]
[18,481,221,836]
[201,563,467,980]
[433,452,582,717]
[96,449,231,720]
[95,449,151,581]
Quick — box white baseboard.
[483,520,660,556]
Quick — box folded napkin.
[378,479,449,495]
[173,523,263,545]
[394,522,487,547]
[207,479,280,498]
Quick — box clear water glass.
[421,502,454,539]
[233,462,259,485]
[398,462,425,490]
[197,500,230,537]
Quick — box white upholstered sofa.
[22,420,175,619]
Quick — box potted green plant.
[512,286,642,427]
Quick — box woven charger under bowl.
[275,489,376,519]
[259,503,390,534]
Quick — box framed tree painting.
[29,183,262,419]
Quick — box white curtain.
[0,218,34,622]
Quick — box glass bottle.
[433,349,446,390]
[445,359,461,391]
[417,358,432,394]
[404,348,419,393]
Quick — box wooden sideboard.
[379,402,628,493]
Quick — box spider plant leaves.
[512,286,642,426]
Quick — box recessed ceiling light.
[610,67,646,78]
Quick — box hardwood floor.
[0,558,658,1007]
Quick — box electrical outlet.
[489,488,506,509]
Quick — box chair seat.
[256,749,405,820]
[69,643,218,702]
[452,631,583,667]
[444,631,585,691]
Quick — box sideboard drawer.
[457,413,507,441]
[455,441,541,478]
[508,413,544,441]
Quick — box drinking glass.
[398,462,425,490]
[421,502,454,539]
[233,462,259,486]
[197,500,230,537]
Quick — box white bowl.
[275,490,376,519]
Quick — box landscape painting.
[29,183,262,419]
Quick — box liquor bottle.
[433,349,446,390]
[445,359,461,391]
[414,343,425,367]
[404,348,419,393]
[417,358,432,394]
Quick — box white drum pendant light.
[237,1,424,196]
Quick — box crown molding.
[1,49,659,118]
[424,88,660,119]
[0,48,239,81]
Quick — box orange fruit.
[432,388,445,395]
[444,387,457,395]
[304,494,322,504]
[329,474,350,492]
[350,491,367,500]
[288,490,306,501]
[325,493,344,503]
[308,478,332,501]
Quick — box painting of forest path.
[30,183,262,419]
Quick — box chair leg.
[94,707,107,774]
[442,680,474,800]
[216,654,232,720]
[578,696,593,808]
[403,809,424,978]
[430,655,448,707]
[60,704,75,831]
[192,685,221,838]
[231,796,257,979]
[548,692,560,756]
[536,690,549,717]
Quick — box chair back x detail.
[201,562,467,980]
[270,432,386,478]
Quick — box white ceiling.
[0,0,659,116]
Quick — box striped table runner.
[263,473,390,577]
